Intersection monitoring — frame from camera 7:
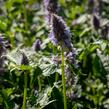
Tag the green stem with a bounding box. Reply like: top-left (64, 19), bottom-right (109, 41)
top-left (61, 48), bottom-right (67, 109)
top-left (55, 72), bottom-right (59, 82)
top-left (30, 74), bottom-right (33, 89)
top-left (22, 72), bottom-right (28, 109)
top-left (22, 1), bottom-right (28, 31)
top-left (38, 76), bottom-right (41, 92)
top-left (4, 100), bottom-right (9, 109)
top-left (30, 74), bottom-right (33, 95)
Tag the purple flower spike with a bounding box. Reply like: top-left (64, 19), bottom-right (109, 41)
top-left (43, 0), bottom-right (59, 24)
top-left (43, 0), bottom-right (58, 13)
top-left (21, 53), bottom-right (29, 66)
top-left (43, 0), bottom-right (58, 14)
top-left (49, 14), bottom-right (72, 50)
top-left (32, 39), bottom-right (41, 51)
top-left (92, 14), bottom-right (100, 30)
top-left (49, 30), bottom-right (58, 45)
top-left (65, 67), bottom-right (79, 101)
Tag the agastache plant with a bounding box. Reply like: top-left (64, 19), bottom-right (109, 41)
top-left (21, 53), bottom-right (29, 109)
top-left (44, 0), bottom-right (75, 108)
top-left (50, 14), bottom-right (73, 109)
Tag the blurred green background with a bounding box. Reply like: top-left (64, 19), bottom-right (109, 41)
top-left (0, 0), bottom-right (109, 109)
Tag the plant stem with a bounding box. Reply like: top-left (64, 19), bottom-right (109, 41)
top-left (22, 1), bottom-right (28, 31)
top-left (38, 76), bottom-right (41, 91)
top-left (30, 74), bottom-right (33, 89)
top-left (55, 72), bottom-right (59, 82)
top-left (61, 48), bottom-right (67, 109)
top-left (4, 100), bottom-right (9, 109)
top-left (22, 72), bottom-right (28, 109)
top-left (30, 74), bottom-right (33, 96)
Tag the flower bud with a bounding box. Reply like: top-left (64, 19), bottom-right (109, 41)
top-left (92, 14), bottom-right (100, 30)
top-left (32, 39), bottom-right (41, 51)
top-left (21, 53), bottom-right (29, 65)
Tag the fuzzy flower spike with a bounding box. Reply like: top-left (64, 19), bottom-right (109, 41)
top-left (43, 0), bottom-right (59, 24)
top-left (43, 0), bottom-right (58, 13)
top-left (32, 39), bottom-right (41, 51)
top-left (49, 14), bottom-right (72, 51)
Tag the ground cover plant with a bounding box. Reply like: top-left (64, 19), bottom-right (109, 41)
top-left (0, 0), bottom-right (109, 109)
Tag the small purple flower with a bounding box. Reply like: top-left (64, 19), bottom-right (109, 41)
top-left (65, 67), bottom-right (78, 87)
top-left (65, 67), bottom-right (79, 101)
top-left (49, 30), bottom-right (58, 45)
top-left (21, 53), bottom-right (29, 66)
top-left (66, 91), bottom-right (78, 101)
top-left (32, 39), bottom-right (41, 51)
top-left (64, 50), bottom-right (78, 68)
top-left (52, 55), bottom-right (61, 65)
top-left (49, 14), bottom-right (72, 50)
